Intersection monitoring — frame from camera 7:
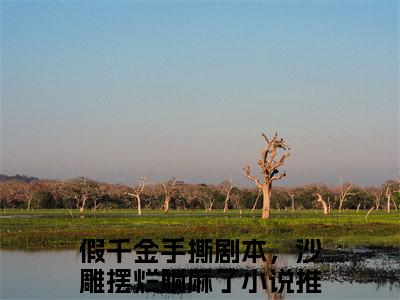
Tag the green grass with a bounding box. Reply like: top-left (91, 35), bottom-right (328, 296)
top-left (1, 209), bottom-right (399, 252)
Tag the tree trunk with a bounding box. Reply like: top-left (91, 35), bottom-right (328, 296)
top-left (93, 199), bottom-right (98, 212)
top-left (251, 190), bottom-right (261, 213)
top-left (163, 196), bottom-right (170, 212)
top-left (365, 207), bottom-right (374, 220)
top-left (375, 198), bottom-right (380, 210)
top-left (392, 199), bottom-right (398, 211)
top-left (79, 195), bottom-right (87, 217)
top-left (223, 199), bottom-right (228, 213)
top-left (317, 194), bottom-right (328, 215)
top-left (261, 186), bottom-right (271, 219)
top-left (385, 186), bottom-right (392, 213)
top-left (137, 196), bottom-right (142, 216)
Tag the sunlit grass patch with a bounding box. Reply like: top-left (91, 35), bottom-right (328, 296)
top-left (1, 209), bottom-right (399, 251)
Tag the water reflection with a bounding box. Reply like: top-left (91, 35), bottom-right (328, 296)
top-left (1, 249), bottom-right (399, 299)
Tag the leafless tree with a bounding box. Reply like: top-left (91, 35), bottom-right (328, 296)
top-left (162, 177), bottom-right (179, 212)
top-left (395, 175), bottom-right (400, 209)
top-left (231, 191), bottom-right (243, 214)
top-left (187, 184), bottom-right (219, 212)
top-left (251, 190), bottom-right (262, 212)
top-left (125, 177), bottom-right (150, 216)
top-left (362, 186), bottom-right (382, 210)
top-left (222, 179), bottom-right (235, 213)
top-left (64, 178), bottom-right (100, 216)
top-left (204, 194), bottom-right (215, 212)
top-left (243, 132), bottom-right (290, 219)
top-left (365, 207), bottom-right (374, 220)
top-left (385, 186), bottom-right (392, 212)
top-left (338, 178), bottom-right (353, 212)
top-left (288, 188), bottom-right (296, 211)
top-left (92, 183), bottom-right (110, 212)
top-left (327, 197), bottom-right (336, 212)
top-left (383, 179), bottom-right (400, 212)
top-left (316, 193), bottom-right (328, 215)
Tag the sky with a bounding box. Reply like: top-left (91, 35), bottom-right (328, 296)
top-left (1, 1), bottom-right (399, 187)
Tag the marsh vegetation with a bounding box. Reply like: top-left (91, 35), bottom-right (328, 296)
top-left (1, 209), bottom-right (398, 251)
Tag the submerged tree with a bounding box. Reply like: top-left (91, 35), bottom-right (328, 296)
top-left (243, 132), bottom-right (290, 219)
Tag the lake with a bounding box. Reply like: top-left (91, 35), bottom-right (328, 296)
top-left (1, 249), bottom-right (399, 299)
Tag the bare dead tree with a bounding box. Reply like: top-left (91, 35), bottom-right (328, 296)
top-left (223, 178), bottom-right (235, 213)
top-left (187, 184), bottom-right (216, 212)
top-left (203, 194), bottom-right (214, 212)
top-left (383, 178), bottom-right (399, 212)
top-left (251, 190), bottom-right (262, 212)
top-left (288, 188), bottom-right (296, 211)
top-left (373, 190), bottom-right (382, 210)
top-left (125, 177), bottom-right (150, 216)
top-left (392, 200), bottom-right (398, 211)
top-left (162, 177), bottom-right (179, 212)
top-left (79, 194), bottom-right (88, 215)
top-left (385, 186), bottom-right (392, 212)
top-left (395, 175), bottom-right (400, 210)
top-left (328, 197), bottom-right (336, 212)
top-left (356, 203), bottom-right (361, 212)
top-left (64, 178), bottom-right (99, 217)
top-left (316, 193), bottom-right (328, 215)
top-left (90, 183), bottom-right (106, 213)
top-left (363, 186), bottom-right (382, 210)
top-left (92, 202), bottom-right (100, 212)
top-left (243, 132), bottom-right (290, 219)
top-left (230, 191), bottom-right (243, 214)
top-left (365, 207), bottom-right (374, 220)
top-left (338, 178), bottom-right (353, 212)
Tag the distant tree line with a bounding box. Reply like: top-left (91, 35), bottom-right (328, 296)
top-left (0, 175), bottom-right (399, 213)
top-left (0, 174), bottom-right (39, 183)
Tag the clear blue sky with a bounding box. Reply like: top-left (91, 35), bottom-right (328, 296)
top-left (1, 1), bottom-right (398, 186)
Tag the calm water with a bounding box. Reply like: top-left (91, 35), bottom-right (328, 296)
top-left (1, 250), bottom-right (399, 299)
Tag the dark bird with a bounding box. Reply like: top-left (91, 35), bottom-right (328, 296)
top-left (269, 168), bottom-right (279, 180)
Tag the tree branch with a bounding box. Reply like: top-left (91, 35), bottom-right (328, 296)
top-left (243, 164), bottom-right (262, 189)
top-left (270, 171), bottom-right (286, 181)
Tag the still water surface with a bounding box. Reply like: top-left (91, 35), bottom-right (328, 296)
top-left (1, 250), bottom-right (399, 299)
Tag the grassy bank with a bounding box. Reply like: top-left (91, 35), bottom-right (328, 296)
top-left (1, 209), bottom-right (399, 252)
